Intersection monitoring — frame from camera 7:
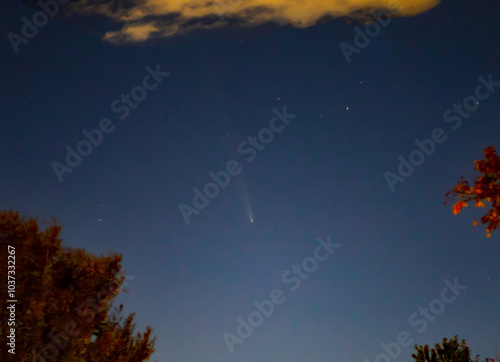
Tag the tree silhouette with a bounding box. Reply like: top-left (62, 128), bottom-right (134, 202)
top-left (411, 336), bottom-right (479, 362)
top-left (0, 210), bottom-right (156, 361)
top-left (445, 145), bottom-right (500, 237)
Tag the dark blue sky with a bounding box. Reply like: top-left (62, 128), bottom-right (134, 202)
top-left (2, 0), bottom-right (500, 360)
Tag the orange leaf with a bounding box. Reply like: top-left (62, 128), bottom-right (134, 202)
top-left (475, 200), bottom-right (485, 208)
top-left (453, 204), bottom-right (462, 215)
top-left (472, 221), bottom-right (478, 226)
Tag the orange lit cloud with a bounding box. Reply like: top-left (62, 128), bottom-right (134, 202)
top-left (68, 0), bottom-right (440, 43)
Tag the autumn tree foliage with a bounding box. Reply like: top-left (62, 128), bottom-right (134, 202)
top-left (445, 145), bottom-right (500, 237)
top-left (411, 336), bottom-right (480, 362)
top-left (0, 210), bottom-right (156, 361)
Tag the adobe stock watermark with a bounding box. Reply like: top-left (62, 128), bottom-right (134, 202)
top-left (363, 277), bottom-right (467, 362)
top-left (7, 0), bottom-right (69, 54)
top-left (212, 0), bottom-right (243, 21)
top-left (31, 271), bottom-right (135, 361)
top-left (51, 64), bottom-right (169, 183)
top-left (384, 73), bottom-right (500, 192)
top-left (340, 1), bottom-right (414, 64)
top-left (178, 106), bottom-right (296, 224)
top-left (222, 235), bottom-right (340, 354)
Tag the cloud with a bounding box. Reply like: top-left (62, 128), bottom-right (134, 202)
top-left (67, 0), bottom-right (440, 43)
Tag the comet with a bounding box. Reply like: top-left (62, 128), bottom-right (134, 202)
top-left (237, 177), bottom-right (254, 223)
top-left (245, 201), bottom-right (254, 223)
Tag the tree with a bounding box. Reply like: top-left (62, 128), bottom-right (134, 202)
top-left (411, 336), bottom-right (479, 362)
top-left (445, 145), bottom-right (500, 237)
top-left (411, 336), bottom-right (500, 362)
top-left (0, 210), bottom-right (156, 361)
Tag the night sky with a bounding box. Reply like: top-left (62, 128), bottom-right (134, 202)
top-left (2, 0), bottom-right (500, 361)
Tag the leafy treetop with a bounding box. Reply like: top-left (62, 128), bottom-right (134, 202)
top-left (445, 145), bottom-right (500, 237)
top-left (0, 210), bottom-right (156, 361)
